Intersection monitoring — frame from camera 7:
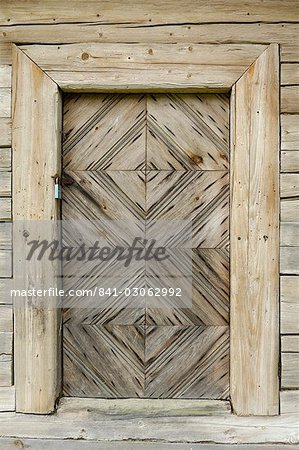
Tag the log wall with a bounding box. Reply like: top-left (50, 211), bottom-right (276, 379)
top-left (0, 0), bottom-right (298, 413)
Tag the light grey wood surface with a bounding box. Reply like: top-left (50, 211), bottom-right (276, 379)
top-left (280, 276), bottom-right (299, 334)
top-left (0, 440), bottom-right (297, 450)
top-left (230, 45), bottom-right (279, 416)
top-left (281, 115), bottom-right (299, 151)
top-left (12, 46), bottom-right (62, 413)
top-left (0, 0), bottom-right (297, 442)
top-left (0, 392), bottom-right (297, 443)
top-left (21, 43), bottom-right (267, 92)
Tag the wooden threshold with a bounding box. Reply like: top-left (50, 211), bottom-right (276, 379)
top-left (0, 392), bottom-right (297, 444)
top-left (57, 397), bottom-right (232, 417)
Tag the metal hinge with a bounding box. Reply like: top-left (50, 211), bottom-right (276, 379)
top-left (53, 175), bottom-right (62, 200)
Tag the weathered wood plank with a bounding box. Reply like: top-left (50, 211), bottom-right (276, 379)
top-left (21, 43), bottom-right (267, 70)
top-left (281, 64), bottom-right (299, 85)
top-left (58, 398), bottom-right (231, 417)
top-left (0, 279), bottom-right (13, 305)
top-left (0, 386), bottom-right (15, 412)
top-left (0, 392), bottom-right (297, 443)
top-left (281, 45), bottom-right (299, 63)
top-left (282, 335), bottom-right (299, 352)
top-left (281, 86), bottom-right (299, 113)
top-left (0, 440), bottom-right (296, 450)
top-left (280, 174), bottom-right (299, 198)
top-left (281, 276), bottom-right (299, 334)
top-left (280, 247), bottom-right (299, 274)
top-left (0, 66), bottom-right (11, 88)
top-left (230, 45), bottom-right (279, 415)
top-left (280, 390), bottom-right (299, 414)
top-left (21, 43), bottom-right (266, 92)
top-left (0, 43), bottom-right (12, 65)
top-left (0, 89), bottom-right (11, 118)
top-left (281, 151), bottom-right (299, 172)
top-left (0, 223), bottom-right (12, 250)
top-left (0, 198), bottom-right (11, 221)
top-left (12, 46), bottom-right (62, 414)
top-left (1, 1), bottom-right (298, 25)
top-left (0, 223), bottom-right (12, 278)
top-left (281, 353), bottom-right (299, 388)
top-left (281, 199), bottom-right (299, 222)
top-left (280, 222), bottom-right (299, 246)
top-left (0, 354), bottom-right (12, 386)
top-left (0, 306), bottom-right (12, 332)
top-left (50, 70), bottom-right (237, 92)
top-left (281, 115), bottom-right (299, 150)
top-left (0, 172), bottom-right (11, 196)
top-left (0, 119), bottom-right (11, 147)
top-left (0, 23), bottom-right (298, 53)
top-left (0, 148), bottom-right (11, 171)
top-left (0, 332), bottom-right (12, 354)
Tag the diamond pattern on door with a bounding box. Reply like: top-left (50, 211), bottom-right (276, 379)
top-left (63, 324), bottom-right (145, 397)
top-left (145, 326), bottom-right (229, 399)
top-left (62, 93), bottom-right (230, 399)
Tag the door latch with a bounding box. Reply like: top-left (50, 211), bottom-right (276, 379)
top-left (54, 176), bottom-right (62, 200)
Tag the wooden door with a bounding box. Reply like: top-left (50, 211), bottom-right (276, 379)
top-left (62, 93), bottom-right (230, 399)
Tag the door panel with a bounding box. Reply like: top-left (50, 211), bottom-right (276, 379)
top-left (62, 93), bottom-right (230, 399)
top-left (147, 94), bottom-right (229, 171)
top-left (145, 326), bottom-right (229, 399)
top-left (64, 324), bottom-right (145, 397)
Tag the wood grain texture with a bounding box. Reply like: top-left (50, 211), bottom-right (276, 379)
top-left (0, 442), bottom-right (293, 450)
top-left (282, 335), bottom-right (299, 352)
top-left (0, 24), bottom-right (298, 57)
top-left (281, 353), bottom-right (299, 388)
top-left (21, 43), bottom-right (267, 70)
top-left (281, 151), bottom-right (299, 172)
top-left (281, 174), bottom-right (299, 197)
top-left (12, 46), bottom-right (62, 413)
top-left (281, 86), bottom-right (299, 113)
top-left (0, 148), bottom-right (11, 171)
top-left (0, 306), bottom-right (12, 332)
top-left (230, 45), bottom-right (279, 415)
top-left (146, 171), bottom-right (229, 249)
top-left (20, 43), bottom-right (266, 92)
top-left (0, 43), bottom-right (12, 65)
top-left (0, 391), bottom-right (297, 443)
top-left (64, 325), bottom-right (145, 398)
top-left (0, 198), bottom-right (11, 221)
top-left (0, 386), bottom-right (15, 412)
top-left (0, 118), bottom-right (11, 147)
top-left (280, 222), bottom-right (299, 246)
top-left (0, 331), bottom-right (12, 354)
top-left (147, 93), bottom-right (229, 170)
top-left (0, 66), bottom-right (11, 88)
top-left (0, 354), bottom-right (12, 386)
top-left (0, 172), bottom-right (11, 196)
top-left (281, 199), bottom-right (299, 222)
top-left (0, 88), bottom-right (11, 117)
top-left (281, 115), bottom-right (299, 150)
top-left (2, 1), bottom-right (298, 25)
top-left (146, 249), bottom-right (229, 326)
top-left (62, 92), bottom-right (230, 399)
top-left (0, 279), bottom-right (13, 305)
top-left (281, 45), bottom-right (299, 63)
top-left (0, 250), bottom-right (12, 278)
top-left (145, 326), bottom-right (229, 399)
top-left (281, 276), bottom-right (299, 334)
top-left (280, 247), bottom-right (299, 274)
top-left (58, 396), bottom-right (231, 416)
top-left (281, 63), bottom-right (299, 85)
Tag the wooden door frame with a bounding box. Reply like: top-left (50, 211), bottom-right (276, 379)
top-left (12, 42), bottom-right (280, 416)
